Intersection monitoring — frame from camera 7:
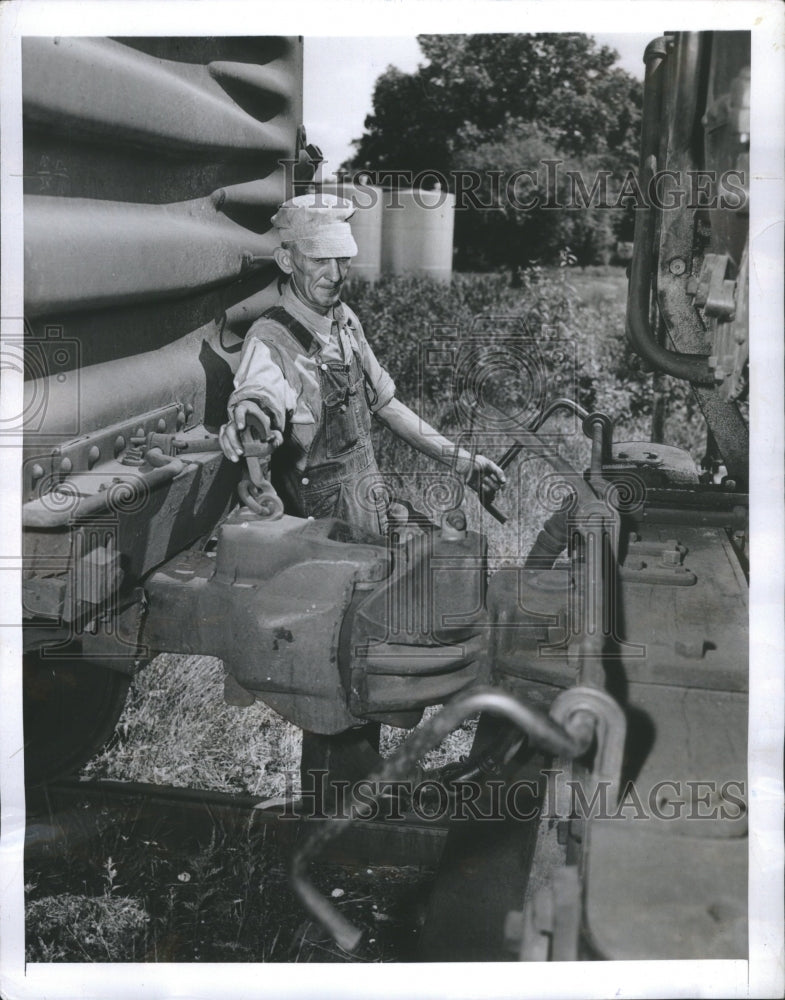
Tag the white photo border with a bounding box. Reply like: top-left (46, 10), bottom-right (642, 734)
top-left (1, 3), bottom-right (782, 998)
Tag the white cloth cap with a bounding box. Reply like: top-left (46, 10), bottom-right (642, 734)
top-left (271, 192), bottom-right (358, 258)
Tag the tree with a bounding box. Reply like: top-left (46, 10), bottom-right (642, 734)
top-left (344, 34), bottom-right (642, 267)
top-left (452, 126), bottom-right (619, 270)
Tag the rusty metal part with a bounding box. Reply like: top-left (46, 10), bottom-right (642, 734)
top-left (529, 397), bottom-right (590, 432)
top-left (238, 411), bottom-right (284, 519)
top-left (704, 248), bottom-right (748, 402)
top-left (642, 31), bottom-right (749, 481)
top-left (610, 441), bottom-right (700, 488)
top-left (237, 478), bottom-right (284, 520)
top-left (23, 458), bottom-right (186, 529)
top-left (583, 412), bottom-right (614, 486)
top-left (144, 513), bottom-right (390, 733)
top-left (514, 688), bottom-right (627, 962)
top-left (22, 404), bottom-right (183, 500)
top-left (26, 775), bottom-right (449, 869)
top-left (550, 687), bottom-right (627, 801)
top-left (24, 447), bottom-right (236, 623)
top-left (627, 157), bottom-right (714, 383)
top-left (480, 399), bottom-right (593, 524)
top-left (625, 39), bottom-right (715, 384)
top-left (515, 865), bottom-right (582, 961)
top-left (290, 686), bottom-right (595, 951)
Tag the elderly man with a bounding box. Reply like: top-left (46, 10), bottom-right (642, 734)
top-left (219, 192), bottom-right (505, 534)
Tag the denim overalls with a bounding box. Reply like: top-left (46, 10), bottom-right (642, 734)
top-left (262, 306), bottom-right (389, 535)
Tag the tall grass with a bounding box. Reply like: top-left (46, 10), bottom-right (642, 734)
top-left (84, 654), bottom-right (303, 797)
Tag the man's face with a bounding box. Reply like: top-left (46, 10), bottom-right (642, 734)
top-left (286, 247), bottom-right (351, 315)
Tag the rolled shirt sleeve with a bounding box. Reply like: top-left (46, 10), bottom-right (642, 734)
top-left (344, 309), bottom-right (396, 413)
top-left (227, 328), bottom-right (297, 431)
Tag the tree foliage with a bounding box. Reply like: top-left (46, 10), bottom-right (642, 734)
top-left (345, 34), bottom-right (643, 267)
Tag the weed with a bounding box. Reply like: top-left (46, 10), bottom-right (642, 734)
top-left (26, 893), bottom-right (149, 962)
top-left (25, 801), bottom-right (432, 963)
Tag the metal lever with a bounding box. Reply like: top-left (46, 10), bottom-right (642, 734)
top-left (466, 398), bottom-right (596, 524)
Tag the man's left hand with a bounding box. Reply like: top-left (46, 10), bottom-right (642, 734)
top-left (461, 453), bottom-right (506, 496)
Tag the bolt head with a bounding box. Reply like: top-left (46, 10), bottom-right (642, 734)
top-left (669, 257), bottom-right (687, 276)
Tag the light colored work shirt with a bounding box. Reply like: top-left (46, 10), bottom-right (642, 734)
top-left (228, 281), bottom-right (396, 464)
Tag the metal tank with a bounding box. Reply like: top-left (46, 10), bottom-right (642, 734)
top-left (380, 186), bottom-right (456, 282)
top-left (321, 177), bottom-right (384, 282)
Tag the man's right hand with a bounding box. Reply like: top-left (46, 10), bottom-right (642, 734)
top-left (219, 400), bottom-right (273, 462)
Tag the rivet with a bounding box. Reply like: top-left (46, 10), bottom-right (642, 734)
top-left (669, 257), bottom-right (686, 276)
top-left (88, 445), bottom-right (100, 467)
top-left (302, 477), bottom-right (309, 485)
top-left (59, 456), bottom-right (72, 475)
top-left (185, 403), bottom-right (194, 416)
top-left (31, 464), bottom-right (44, 480)
top-left (157, 418), bottom-right (167, 432)
top-left (114, 435), bottom-right (126, 457)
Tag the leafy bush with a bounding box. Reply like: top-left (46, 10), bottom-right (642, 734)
top-left (345, 265), bottom-right (704, 450)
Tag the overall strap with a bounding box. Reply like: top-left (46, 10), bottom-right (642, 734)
top-left (262, 305), bottom-right (318, 355)
top-left (343, 314), bottom-right (379, 409)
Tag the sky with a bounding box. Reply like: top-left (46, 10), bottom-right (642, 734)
top-left (303, 33), bottom-right (651, 174)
